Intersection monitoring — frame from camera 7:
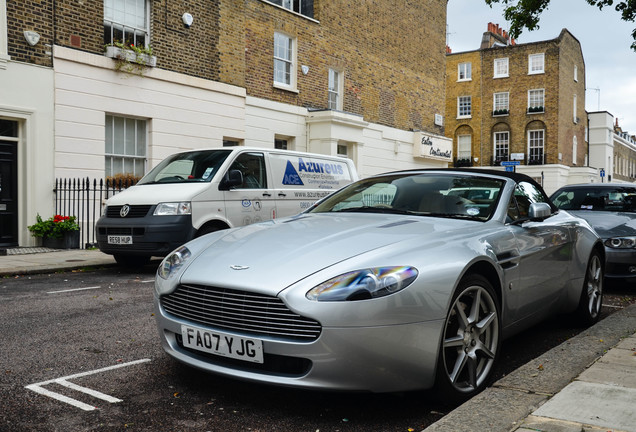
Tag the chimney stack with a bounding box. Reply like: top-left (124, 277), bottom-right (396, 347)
top-left (481, 22), bottom-right (516, 49)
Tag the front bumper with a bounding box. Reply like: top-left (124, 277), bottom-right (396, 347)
top-left (154, 294), bottom-right (444, 393)
top-left (604, 247), bottom-right (636, 279)
top-left (96, 213), bottom-right (196, 257)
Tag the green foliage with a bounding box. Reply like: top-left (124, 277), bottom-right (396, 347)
top-left (484, 0), bottom-right (636, 51)
top-left (105, 41), bottom-right (154, 75)
top-left (28, 214), bottom-right (80, 239)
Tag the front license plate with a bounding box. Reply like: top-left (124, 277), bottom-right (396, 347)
top-left (107, 235), bottom-right (132, 245)
top-left (181, 325), bottom-right (264, 364)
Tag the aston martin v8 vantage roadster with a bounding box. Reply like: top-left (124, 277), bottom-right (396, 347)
top-left (154, 169), bottom-right (604, 400)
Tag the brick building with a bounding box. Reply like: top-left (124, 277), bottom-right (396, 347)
top-left (445, 23), bottom-right (596, 192)
top-left (1, 0), bottom-right (450, 248)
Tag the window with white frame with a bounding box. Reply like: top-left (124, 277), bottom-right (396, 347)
top-left (457, 96), bottom-right (472, 118)
top-left (528, 129), bottom-right (545, 164)
top-left (494, 58), bottom-right (509, 78)
top-left (528, 89), bottom-right (545, 112)
top-left (494, 131), bottom-right (509, 161)
top-left (105, 115), bottom-right (147, 180)
top-left (528, 53), bottom-right (545, 74)
top-left (104, 0), bottom-right (149, 47)
top-left (457, 135), bottom-right (471, 159)
top-left (267, 0), bottom-right (314, 18)
top-left (274, 32), bottom-right (295, 89)
top-left (458, 62), bottom-right (472, 81)
top-left (574, 65), bottom-right (578, 82)
top-left (573, 94), bottom-right (578, 123)
top-left (493, 92), bottom-right (509, 115)
top-left (573, 136), bottom-right (578, 164)
top-left (328, 69), bottom-right (342, 110)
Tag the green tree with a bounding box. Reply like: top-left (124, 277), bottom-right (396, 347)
top-left (484, 0), bottom-right (636, 51)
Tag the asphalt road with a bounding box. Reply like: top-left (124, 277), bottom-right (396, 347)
top-left (1, 266), bottom-right (634, 432)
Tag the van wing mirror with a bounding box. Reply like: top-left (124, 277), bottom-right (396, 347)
top-left (219, 169), bottom-right (243, 190)
top-left (528, 202), bottom-right (552, 221)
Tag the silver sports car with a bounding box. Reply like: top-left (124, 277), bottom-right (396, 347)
top-left (154, 169), bottom-right (604, 400)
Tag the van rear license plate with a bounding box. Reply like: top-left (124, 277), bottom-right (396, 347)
top-left (181, 325), bottom-right (264, 364)
top-left (108, 235), bottom-right (132, 245)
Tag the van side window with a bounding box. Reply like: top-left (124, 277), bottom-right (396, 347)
top-left (229, 153), bottom-right (267, 189)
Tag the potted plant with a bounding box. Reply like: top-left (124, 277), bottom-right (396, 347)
top-left (28, 214), bottom-right (80, 249)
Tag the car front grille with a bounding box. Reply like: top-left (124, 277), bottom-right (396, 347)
top-left (106, 205), bottom-right (152, 218)
top-left (161, 284), bottom-right (322, 342)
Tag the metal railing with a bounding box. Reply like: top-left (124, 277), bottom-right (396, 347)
top-left (54, 178), bottom-right (133, 249)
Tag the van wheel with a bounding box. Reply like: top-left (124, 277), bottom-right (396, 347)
top-left (113, 254), bottom-right (151, 267)
top-left (196, 224), bottom-right (226, 238)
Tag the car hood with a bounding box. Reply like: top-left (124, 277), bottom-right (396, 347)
top-left (179, 213), bottom-right (479, 295)
top-left (568, 210), bottom-right (636, 239)
top-left (105, 183), bottom-right (210, 206)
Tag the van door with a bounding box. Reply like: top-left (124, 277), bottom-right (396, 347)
top-left (269, 153), bottom-right (355, 218)
top-left (222, 152), bottom-right (276, 227)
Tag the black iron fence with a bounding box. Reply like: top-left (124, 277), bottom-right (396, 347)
top-left (54, 178), bottom-right (133, 249)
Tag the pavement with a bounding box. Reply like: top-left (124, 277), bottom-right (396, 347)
top-left (1, 247), bottom-right (635, 432)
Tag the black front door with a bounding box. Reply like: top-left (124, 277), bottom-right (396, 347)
top-left (0, 120), bottom-right (19, 247)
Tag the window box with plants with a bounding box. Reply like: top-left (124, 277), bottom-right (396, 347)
top-left (28, 214), bottom-right (80, 249)
top-left (105, 42), bottom-right (156, 74)
top-left (527, 106), bottom-right (544, 114)
top-left (493, 109), bottom-right (509, 116)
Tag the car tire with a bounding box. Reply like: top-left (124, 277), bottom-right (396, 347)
top-left (575, 250), bottom-right (604, 327)
top-left (113, 254), bottom-right (151, 267)
top-left (435, 274), bottom-right (501, 403)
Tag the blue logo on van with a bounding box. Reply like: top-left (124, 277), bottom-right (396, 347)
top-left (282, 161), bottom-right (304, 186)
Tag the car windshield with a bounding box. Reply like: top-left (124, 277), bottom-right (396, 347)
top-left (551, 186), bottom-right (636, 213)
top-left (309, 173), bottom-right (505, 221)
top-left (137, 150), bottom-right (233, 184)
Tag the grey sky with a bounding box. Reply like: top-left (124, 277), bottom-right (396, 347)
top-left (447, 0), bottom-right (636, 133)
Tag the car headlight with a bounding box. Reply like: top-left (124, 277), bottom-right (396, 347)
top-left (605, 236), bottom-right (636, 249)
top-left (154, 202), bottom-right (192, 216)
top-left (158, 246), bottom-right (192, 280)
top-left (306, 266), bottom-right (418, 301)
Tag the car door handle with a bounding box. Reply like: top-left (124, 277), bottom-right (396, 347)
top-left (278, 192), bottom-right (287, 197)
top-left (262, 192), bottom-right (272, 197)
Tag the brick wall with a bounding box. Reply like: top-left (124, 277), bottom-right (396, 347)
top-left (6, 0), bottom-right (54, 67)
top-left (236, 0), bottom-right (447, 134)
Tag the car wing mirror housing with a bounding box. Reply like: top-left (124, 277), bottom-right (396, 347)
top-left (528, 202), bottom-right (552, 221)
top-left (219, 169), bottom-right (243, 190)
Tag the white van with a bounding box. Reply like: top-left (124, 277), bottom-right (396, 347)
top-left (96, 147), bottom-right (358, 265)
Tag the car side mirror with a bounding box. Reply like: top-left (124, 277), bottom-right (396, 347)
top-left (528, 202), bottom-right (552, 221)
top-left (219, 169), bottom-right (243, 190)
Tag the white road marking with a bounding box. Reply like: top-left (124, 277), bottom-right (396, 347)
top-left (47, 286), bottom-right (102, 294)
top-left (25, 358), bottom-right (151, 411)
top-left (602, 304), bottom-right (624, 309)
top-left (140, 279), bottom-right (154, 284)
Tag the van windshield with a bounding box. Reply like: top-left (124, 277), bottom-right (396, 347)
top-left (137, 150), bottom-right (233, 184)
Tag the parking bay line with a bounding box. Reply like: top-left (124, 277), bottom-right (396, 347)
top-left (47, 286), bottom-right (102, 294)
top-left (25, 358), bottom-right (151, 411)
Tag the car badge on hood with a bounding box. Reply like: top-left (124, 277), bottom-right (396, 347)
top-left (120, 204), bottom-right (130, 217)
top-left (230, 265), bottom-right (250, 270)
